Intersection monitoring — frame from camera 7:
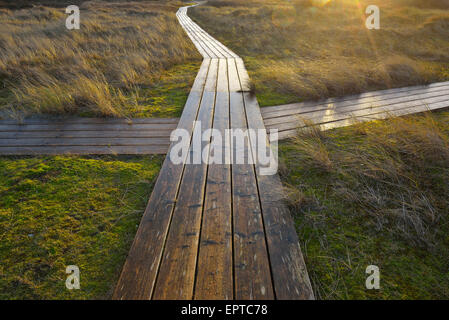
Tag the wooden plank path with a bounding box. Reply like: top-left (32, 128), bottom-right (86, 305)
top-left (113, 4), bottom-right (314, 300)
top-left (2, 82), bottom-right (447, 155)
top-left (1, 2), bottom-right (445, 301)
top-left (261, 81), bottom-right (449, 140)
top-left (0, 117), bottom-right (177, 155)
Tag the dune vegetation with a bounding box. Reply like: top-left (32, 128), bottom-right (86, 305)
top-left (191, 0), bottom-right (449, 299)
top-left (0, 1), bottom-right (201, 119)
top-left (280, 110), bottom-right (449, 299)
top-left (190, 0), bottom-right (449, 106)
top-left (0, 1), bottom-right (186, 299)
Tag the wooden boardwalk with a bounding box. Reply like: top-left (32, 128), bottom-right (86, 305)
top-left (0, 117), bottom-right (176, 155)
top-left (113, 5), bottom-right (314, 300)
top-left (262, 81), bottom-right (449, 140)
top-left (2, 81), bottom-right (447, 155)
top-left (1, 2), bottom-right (446, 302)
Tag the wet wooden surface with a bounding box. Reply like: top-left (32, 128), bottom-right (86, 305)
top-left (0, 117), bottom-right (177, 155)
top-left (261, 81), bottom-right (449, 140)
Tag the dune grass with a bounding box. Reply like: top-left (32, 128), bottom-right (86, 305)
top-left (0, 155), bottom-right (163, 299)
top-left (0, 1), bottom-right (201, 119)
top-left (189, 0), bottom-right (449, 299)
top-left (190, 0), bottom-right (449, 106)
top-left (279, 110), bottom-right (449, 299)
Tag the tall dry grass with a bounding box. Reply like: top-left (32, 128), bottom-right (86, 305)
top-left (0, 1), bottom-right (200, 118)
top-left (279, 110), bottom-right (449, 298)
top-left (190, 0), bottom-right (449, 104)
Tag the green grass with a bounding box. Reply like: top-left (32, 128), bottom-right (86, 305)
top-left (129, 61), bottom-right (201, 118)
top-left (279, 110), bottom-right (449, 299)
top-left (0, 155), bottom-right (163, 299)
top-left (71, 60), bottom-right (201, 119)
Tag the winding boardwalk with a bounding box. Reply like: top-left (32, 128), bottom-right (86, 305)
top-left (262, 81), bottom-right (449, 140)
top-left (113, 4), bottom-right (314, 300)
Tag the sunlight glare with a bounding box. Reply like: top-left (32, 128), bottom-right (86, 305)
top-left (312, 0), bottom-right (332, 7)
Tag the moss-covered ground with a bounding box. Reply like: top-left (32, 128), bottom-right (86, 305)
top-left (0, 155), bottom-right (162, 299)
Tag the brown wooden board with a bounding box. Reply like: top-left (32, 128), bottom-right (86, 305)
top-left (267, 94), bottom-right (449, 133)
top-left (243, 92), bottom-right (315, 299)
top-left (0, 130), bottom-right (173, 139)
top-left (263, 88), bottom-right (449, 126)
top-left (0, 145), bottom-right (169, 155)
top-left (0, 123), bottom-right (178, 132)
top-left (0, 137), bottom-right (170, 147)
top-left (261, 82), bottom-right (449, 115)
top-left (152, 88), bottom-right (217, 299)
top-left (262, 85), bottom-right (449, 121)
top-left (228, 59), bottom-right (242, 93)
top-left (230, 91), bottom-right (274, 300)
top-left (277, 100), bottom-right (449, 140)
top-left (194, 58), bottom-right (233, 299)
top-left (0, 118), bottom-right (178, 125)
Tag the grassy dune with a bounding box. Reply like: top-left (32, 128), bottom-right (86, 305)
top-left (0, 155), bottom-right (163, 299)
top-left (280, 110), bottom-right (449, 299)
top-left (0, 1), bottom-right (201, 119)
top-left (190, 0), bottom-right (449, 106)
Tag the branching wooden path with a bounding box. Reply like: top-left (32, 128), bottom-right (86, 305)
top-left (3, 79), bottom-right (447, 155)
top-left (0, 117), bottom-right (176, 155)
top-left (2, 2), bottom-right (446, 301)
top-left (113, 4), bottom-right (314, 300)
top-left (262, 81), bottom-right (449, 140)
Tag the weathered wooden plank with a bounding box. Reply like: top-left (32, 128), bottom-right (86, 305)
top-left (202, 28), bottom-right (238, 58)
top-left (113, 60), bottom-right (211, 300)
top-left (320, 100), bottom-right (449, 131)
top-left (180, 14), bottom-right (216, 58)
top-left (204, 59), bottom-right (219, 91)
top-left (0, 137), bottom-right (169, 147)
top-left (0, 123), bottom-right (178, 132)
top-left (265, 91), bottom-right (449, 128)
top-left (179, 6), bottom-right (237, 59)
top-left (228, 59), bottom-right (241, 93)
top-left (184, 13), bottom-right (230, 56)
top-left (277, 100), bottom-right (449, 140)
top-left (216, 59), bottom-right (228, 93)
top-left (187, 19), bottom-right (229, 58)
top-left (152, 89), bottom-right (217, 299)
top-left (194, 30), bottom-right (225, 58)
top-left (261, 82), bottom-right (449, 115)
top-left (243, 92), bottom-right (315, 299)
top-left (262, 85), bottom-right (449, 120)
top-left (191, 59), bottom-right (212, 92)
top-left (235, 58), bottom-right (251, 92)
top-left (0, 117), bottom-right (179, 125)
top-left (0, 130), bottom-right (173, 139)
top-left (230, 91), bottom-right (274, 300)
top-left (266, 94), bottom-right (449, 132)
top-left (263, 86), bottom-right (449, 123)
top-left (194, 58), bottom-right (233, 299)
top-left (0, 145), bottom-right (169, 155)
top-left (177, 14), bottom-right (211, 58)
